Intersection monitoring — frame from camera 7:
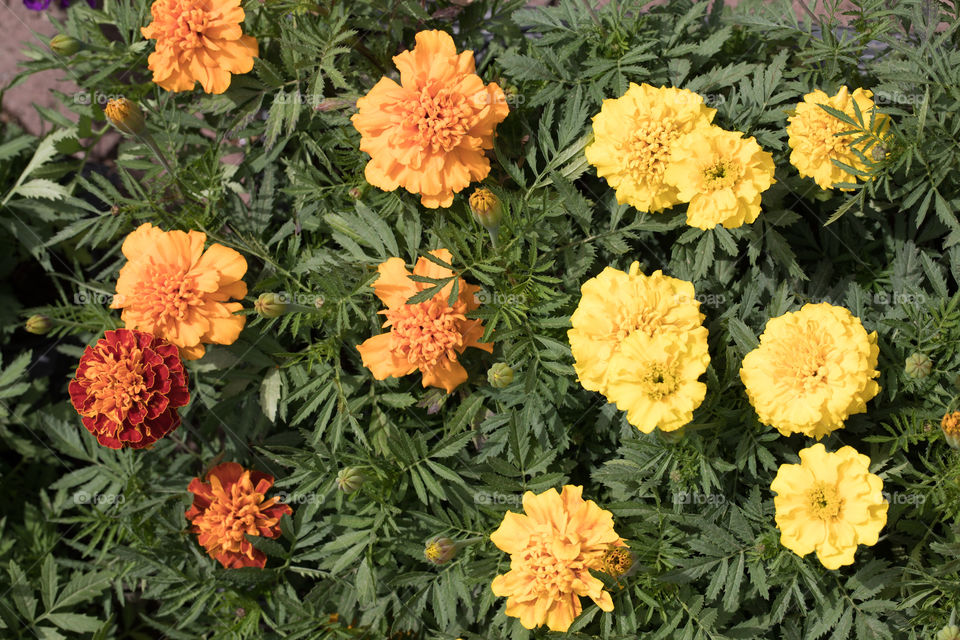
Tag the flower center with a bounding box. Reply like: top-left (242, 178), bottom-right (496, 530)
top-left (773, 324), bottom-right (830, 392)
top-left (817, 114), bottom-right (855, 155)
top-left (402, 86), bottom-right (472, 153)
top-left (143, 264), bottom-right (203, 321)
top-left (807, 483), bottom-right (842, 519)
top-left (85, 346), bottom-right (147, 419)
top-left (385, 300), bottom-right (465, 369)
top-left (702, 159), bottom-right (742, 191)
top-left (151, 0), bottom-right (213, 50)
top-left (522, 531), bottom-right (585, 595)
top-left (640, 362), bottom-right (679, 400)
top-left (618, 121), bottom-right (678, 183)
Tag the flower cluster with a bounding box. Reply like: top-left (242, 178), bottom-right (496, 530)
top-left (490, 486), bottom-right (626, 632)
top-left (586, 83), bottom-right (776, 229)
top-left (568, 263), bottom-right (709, 433)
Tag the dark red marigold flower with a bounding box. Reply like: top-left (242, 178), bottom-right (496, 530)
top-left (185, 462), bottom-right (293, 569)
top-left (69, 328), bottom-right (189, 449)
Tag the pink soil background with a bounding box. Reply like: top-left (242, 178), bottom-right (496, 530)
top-left (0, 0), bottom-right (876, 139)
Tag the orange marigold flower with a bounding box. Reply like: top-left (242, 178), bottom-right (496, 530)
top-left (141, 0), bottom-right (258, 94)
top-left (490, 485), bottom-right (626, 632)
top-left (69, 329), bottom-right (189, 449)
top-left (111, 223), bottom-right (248, 360)
top-left (350, 30), bottom-right (509, 208)
top-left (185, 462), bottom-right (292, 569)
top-left (356, 249), bottom-right (493, 393)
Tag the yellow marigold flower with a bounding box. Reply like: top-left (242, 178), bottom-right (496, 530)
top-left (740, 303), bottom-right (880, 440)
top-left (605, 332), bottom-right (709, 433)
top-left (141, 0), bottom-right (259, 94)
top-left (771, 443), bottom-right (887, 570)
top-left (585, 83), bottom-right (716, 213)
top-left (111, 223), bottom-right (248, 360)
top-left (490, 485), bottom-right (626, 632)
top-left (786, 87), bottom-right (890, 190)
top-left (104, 98), bottom-right (146, 136)
top-left (664, 125), bottom-right (776, 229)
top-left (568, 263), bottom-right (709, 432)
top-left (356, 249), bottom-right (493, 393)
top-left (351, 30), bottom-right (509, 208)
top-left (941, 412), bottom-right (960, 449)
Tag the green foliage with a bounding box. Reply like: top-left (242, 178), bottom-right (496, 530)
top-left (2, 0), bottom-right (960, 638)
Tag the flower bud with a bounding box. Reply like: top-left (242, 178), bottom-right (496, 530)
top-left (348, 187), bottom-right (362, 199)
top-left (255, 292), bottom-right (288, 318)
top-left (937, 625), bottom-right (960, 640)
top-left (424, 537), bottom-right (456, 565)
top-left (941, 412), bottom-right (960, 449)
top-left (336, 467), bottom-right (364, 494)
top-left (487, 362), bottom-right (513, 388)
top-left (904, 352), bottom-right (932, 379)
top-left (50, 34), bottom-right (82, 56)
top-left (104, 98), bottom-right (145, 136)
top-left (469, 188), bottom-right (502, 229)
top-left (25, 315), bottom-right (52, 335)
top-left (600, 546), bottom-right (634, 578)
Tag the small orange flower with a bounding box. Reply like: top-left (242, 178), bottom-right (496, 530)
top-left (69, 329), bottom-right (189, 449)
top-left (351, 30), bottom-right (509, 208)
top-left (185, 463), bottom-right (292, 569)
top-left (141, 0), bottom-right (258, 94)
top-left (356, 249), bottom-right (492, 393)
top-left (111, 223), bottom-right (247, 360)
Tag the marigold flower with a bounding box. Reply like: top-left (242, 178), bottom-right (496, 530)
top-left (941, 412), bottom-right (960, 449)
top-left (140, 0), bottom-right (258, 94)
top-left (68, 329), bottom-right (189, 449)
top-left (740, 303), bottom-right (880, 440)
top-left (356, 249), bottom-right (493, 393)
top-left (786, 87), bottom-right (890, 189)
top-left (605, 332), bottom-right (709, 433)
top-left (771, 443), bottom-right (887, 570)
top-left (185, 462), bottom-right (292, 569)
top-left (350, 30), bottom-right (509, 208)
top-left (568, 263), bottom-right (709, 432)
top-left (490, 485), bottom-right (625, 632)
top-left (585, 84), bottom-right (716, 213)
top-left (664, 126), bottom-right (776, 229)
top-left (104, 98), bottom-right (146, 136)
top-left (111, 223), bottom-right (248, 360)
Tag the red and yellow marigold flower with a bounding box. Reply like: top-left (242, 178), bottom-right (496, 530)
top-left (141, 0), bottom-right (258, 94)
top-left (351, 30), bottom-right (509, 208)
top-left (490, 485), bottom-right (626, 632)
top-left (69, 329), bottom-right (189, 449)
top-left (111, 223), bottom-right (248, 360)
top-left (356, 249), bottom-right (493, 393)
top-left (185, 462), bottom-right (292, 569)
